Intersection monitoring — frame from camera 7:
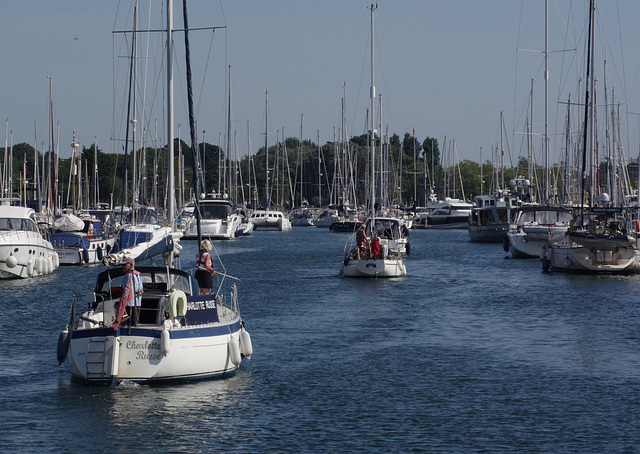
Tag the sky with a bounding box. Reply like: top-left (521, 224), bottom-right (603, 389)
top-left (2, 0), bottom-right (640, 169)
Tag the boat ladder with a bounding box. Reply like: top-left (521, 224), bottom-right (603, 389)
top-left (86, 337), bottom-right (108, 378)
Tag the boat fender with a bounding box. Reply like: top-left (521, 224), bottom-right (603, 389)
top-left (26, 259), bottom-right (34, 277)
top-left (168, 290), bottom-right (188, 318)
top-left (161, 328), bottom-right (171, 356)
top-left (542, 258), bottom-right (551, 272)
top-left (343, 256), bottom-right (350, 266)
top-left (503, 236), bottom-right (510, 253)
top-left (112, 241), bottom-right (120, 253)
top-left (57, 327), bottom-right (70, 364)
top-left (636, 220), bottom-right (640, 233)
top-left (53, 252), bottom-right (59, 268)
top-left (35, 257), bottom-right (43, 275)
top-left (406, 242), bottom-right (411, 256)
top-left (96, 246), bottom-right (103, 261)
top-left (5, 255), bottom-right (17, 269)
top-left (239, 327), bottom-right (253, 359)
top-left (46, 257), bottom-right (53, 274)
top-left (82, 248), bottom-right (90, 264)
top-left (228, 334), bottom-right (241, 366)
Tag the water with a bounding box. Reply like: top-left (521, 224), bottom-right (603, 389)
top-left (1, 227), bottom-right (639, 453)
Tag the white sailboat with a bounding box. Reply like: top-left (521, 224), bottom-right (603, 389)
top-left (541, 0), bottom-right (640, 274)
top-left (249, 91), bottom-right (292, 231)
top-left (339, 4), bottom-right (406, 278)
top-left (58, 0), bottom-right (251, 384)
top-left (102, 1), bottom-right (181, 266)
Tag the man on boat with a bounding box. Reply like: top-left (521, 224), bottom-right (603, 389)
top-left (356, 225), bottom-right (370, 259)
top-left (112, 257), bottom-right (143, 330)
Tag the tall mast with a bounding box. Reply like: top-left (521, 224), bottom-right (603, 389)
top-left (166, 0), bottom-right (174, 227)
top-left (369, 3), bottom-right (377, 223)
top-left (264, 91), bottom-right (269, 210)
top-left (544, 0), bottom-right (549, 202)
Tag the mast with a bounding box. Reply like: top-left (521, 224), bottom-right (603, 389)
top-left (544, 0), bottom-right (549, 202)
top-left (183, 0), bottom-right (201, 242)
top-left (167, 0), bottom-right (174, 227)
top-left (317, 129), bottom-right (321, 207)
top-left (580, 0), bottom-right (594, 214)
top-left (264, 91), bottom-right (269, 210)
top-left (299, 113), bottom-right (303, 208)
top-left (93, 136), bottom-right (98, 207)
top-left (226, 65), bottom-right (232, 199)
top-left (369, 3), bottom-right (377, 225)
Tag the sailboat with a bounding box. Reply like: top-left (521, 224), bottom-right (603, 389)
top-left (339, 5), bottom-right (406, 278)
top-left (58, 0), bottom-right (251, 385)
top-left (101, 2), bottom-right (181, 266)
top-left (50, 133), bottom-right (118, 264)
top-left (540, 0), bottom-right (640, 274)
top-left (249, 91), bottom-right (292, 231)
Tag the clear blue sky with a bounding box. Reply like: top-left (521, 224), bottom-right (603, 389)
top-left (2, 1), bottom-right (640, 169)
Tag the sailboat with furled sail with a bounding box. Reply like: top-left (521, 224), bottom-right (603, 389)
top-left (57, 0), bottom-right (251, 385)
top-left (339, 4), bottom-right (406, 278)
top-left (248, 91), bottom-right (292, 231)
top-left (540, 0), bottom-right (640, 274)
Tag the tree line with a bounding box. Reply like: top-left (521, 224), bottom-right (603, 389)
top-left (4, 132), bottom-right (637, 212)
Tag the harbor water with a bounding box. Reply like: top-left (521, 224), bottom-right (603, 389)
top-left (0, 227), bottom-right (639, 453)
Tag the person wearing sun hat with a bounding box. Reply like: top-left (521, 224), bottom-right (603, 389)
top-left (195, 239), bottom-right (215, 295)
top-left (112, 256), bottom-right (143, 330)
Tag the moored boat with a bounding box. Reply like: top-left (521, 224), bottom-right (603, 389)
top-left (0, 205), bottom-right (59, 278)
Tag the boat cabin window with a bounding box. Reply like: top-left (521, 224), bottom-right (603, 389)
top-left (200, 203), bottom-right (231, 219)
top-left (0, 218), bottom-right (39, 232)
top-left (97, 268), bottom-right (193, 296)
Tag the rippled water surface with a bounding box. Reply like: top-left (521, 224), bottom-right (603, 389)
top-left (1, 227), bottom-right (639, 453)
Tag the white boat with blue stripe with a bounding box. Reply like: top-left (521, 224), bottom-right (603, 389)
top-left (58, 265), bottom-right (251, 385)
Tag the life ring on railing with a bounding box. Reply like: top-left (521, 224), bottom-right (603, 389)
top-left (168, 290), bottom-right (188, 318)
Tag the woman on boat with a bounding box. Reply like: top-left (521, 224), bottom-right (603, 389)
top-left (371, 233), bottom-right (381, 259)
top-left (195, 239), bottom-right (215, 295)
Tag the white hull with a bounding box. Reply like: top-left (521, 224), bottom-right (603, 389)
top-left (67, 319), bottom-right (243, 383)
top-left (55, 237), bottom-right (117, 265)
top-left (508, 226), bottom-right (568, 258)
top-left (62, 266), bottom-right (251, 385)
top-left (0, 204), bottom-right (60, 279)
top-left (183, 215), bottom-right (242, 240)
top-left (0, 234), bottom-right (59, 279)
top-left (250, 210), bottom-right (292, 230)
top-left (105, 225), bottom-right (181, 265)
top-left (340, 256), bottom-right (406, 278)
top-left (507, 231), bottom-right (546, 258)
top-left (542, 240), bottom-right (640, 274)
